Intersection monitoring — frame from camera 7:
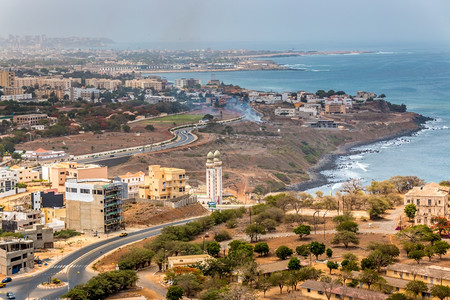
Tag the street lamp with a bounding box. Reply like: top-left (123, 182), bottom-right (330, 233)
top-left (313, 211), bottom-right (319, 234)
top-left (323, 211), bottom-right (328, 241)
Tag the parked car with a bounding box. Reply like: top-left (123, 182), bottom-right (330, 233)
top-left (119, 232), bottom-right (128, 237)
top-left (6, 291), bottom-right (15, 299)
top-left (1, 277), bottom-right (11, 283)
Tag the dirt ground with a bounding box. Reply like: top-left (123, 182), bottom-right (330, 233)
top-left (123, 202), bottom-right (209, 227)
top-left (19, 108), bottom-right (240, 156)
top-left (107, 105), bottom-right (423, 198)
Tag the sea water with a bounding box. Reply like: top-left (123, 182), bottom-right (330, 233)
top-left (145, 50), bottom-right (450, 193)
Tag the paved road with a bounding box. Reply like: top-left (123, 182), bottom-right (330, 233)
top-left (76, 128), bottom-right (196, 165)
top-left (5, 218), bottom-right (199, 300)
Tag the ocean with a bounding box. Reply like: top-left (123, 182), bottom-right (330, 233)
top-left (144, 50), bottom-right (450, 193)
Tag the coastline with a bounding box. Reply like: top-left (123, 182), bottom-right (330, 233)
top-left (286, 117), bottom-right (432, 192)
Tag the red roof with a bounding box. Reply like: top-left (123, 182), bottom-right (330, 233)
top-left (34, 148), bottom-right (49, 153)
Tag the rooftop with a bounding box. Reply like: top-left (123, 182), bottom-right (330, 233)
top-left (386, 263), bottom-right (450, 280)
top-left (300, 280), bottom-right (388, 300)
top-left (405, 182), bottom-right (449, 197)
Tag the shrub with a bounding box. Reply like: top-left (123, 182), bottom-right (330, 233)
top-left (214, 230), bottom-right (232, 242)
top-left (54, 229), bottom-right (81, 239)
top-left (275, 245), bottom-right (293, 260)
top-left (226, 218), bottom-right (237, 228)
top-left (254, 242), bottom-right (270, 256)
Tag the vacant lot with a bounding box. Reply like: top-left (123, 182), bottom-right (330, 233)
top-left (144, 114), bottom-right (205, 124)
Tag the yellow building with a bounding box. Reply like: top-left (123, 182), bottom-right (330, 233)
top-left (167, 254), bottom-right (211, 269)
top-left (42, 207), bottom-right (66, 224)
top-left (138, 165), bottom-right (187, 200)
top-left (42, 162), bottom-right (108, 193)
top-left (404, 182), bottom-right (449, 226)
top-left (10, 165), bottom-right (39, 183)
top-left (124, 79), bottom-right (164, 91)
top-left (386, 263), bottom-right (450, 286)
top-left (299, 280), bottom-right (388, 300)
top-left (0, 70), bottom-right (15, 88)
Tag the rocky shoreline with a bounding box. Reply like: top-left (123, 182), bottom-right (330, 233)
top-left (286, 115), bottom-right (433, 192)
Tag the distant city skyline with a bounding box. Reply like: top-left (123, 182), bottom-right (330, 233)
top-left (1, 0), bottom-right (450, 50)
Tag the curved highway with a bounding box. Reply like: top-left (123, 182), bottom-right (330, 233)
top-left (76, 128), bottom-right (197, 165)
top-left (6, 218), bottom-right (198, 299)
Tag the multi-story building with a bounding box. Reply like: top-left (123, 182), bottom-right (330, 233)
top-left (175, 78), bottom-right (201, 89)
top-left (34, 88), bottom-right (65, 100)
top-left (31, 189), bottom-right (64, 210)
top-left (0, 94), bottom-right (33, 101)
top-left (138, 165), bottom-right (188, 200)
top-left (14, 76), bottom-right (80, 90)
top-left (16, 224), bottom-right (54, 249)
top-left (125, 79), bottom-right (164, 91)
top-left (144, 95), bottom-right (176, 104)
top-left (0, 239), bottom-right (34, 275)
top-left (325, 103), bottom-right (347, 114)
top-left (0, 168), bottom-right (18, 195)
top-left (117, 171), bottom-right (145, 199)
top-left (1, 210), bottom-right (41, 232)
top-left (42, 162), bottom-right (108, 193)
top-left (65, 179), bottom-right (124, 234)
top-left (13, 114), bottom-right (49, 128)
top-left (404, 182), bottom-right (449, 226)
top-left (206, 151), bottom-right (223, 204)
top-left (67, 87), bottom-right (100, 101)
top-left (85, 78), bottom-right (122, 90)
top-left (0, 70), bottom-right (15, 88)
top-left (10, 166), bottom-right (39, 183)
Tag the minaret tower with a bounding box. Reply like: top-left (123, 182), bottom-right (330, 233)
top-left (213, 150), bottom-right (223, 204)
top-left (206, 151), bottom-right (216, 202)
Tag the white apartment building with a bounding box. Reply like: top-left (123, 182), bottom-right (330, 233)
top-left (117, 171), bottom-right (145, 199)
top-left (0, 94), bottom-right (32, 101)
top-left (0, 168), bottom-right (18, 195)
top-left (67, 87), bottom-right (100, 101)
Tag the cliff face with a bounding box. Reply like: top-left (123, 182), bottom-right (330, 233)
top-left (109, 106), bottom-right (427, 197)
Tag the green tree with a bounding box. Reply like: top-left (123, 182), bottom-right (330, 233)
top-left (366, 250), bottom-right (393, 272)
top-left (254, 242), bottom-right (270, 257)
top-left (296, 244), bottom-right (311, 258)
top-left (368, 242), bottom-right (400, 259)
top-left (424, 245), bottom-right (435, 261)
top-left (405, 280), bottom-right (428, 299)
top-left (206, 241), bottom-right (220, 257)
top-left (326, 248), bottom-right (333, 259)
top-left (358, 269), bottom-right (385, 290)
top-left (387, 293), bottom-right (409, 300)
top-left (404, 204), bottom-right (417, 221)
top-left (269, 271), bottom-right (288, 294)
top-left (331, 230), bottom-right (359, 248)
top-left (166, 285), bottom-right (184, 300)
top-left (145, 124), bottom-right (155, 131)
top-left (122, 124), bottom-right (130, 132)
top-left (430, 284), bottom-right (450, 300)
top-left (310, 241), bottom-right (326, 260)
top-left (336, 221), bottom-right (359, 233)
top-left (275, 246), bottom-right (293, 260)
top-left (288, 257), bottom-right (301, 270)
top-left (214, 230), bottom-right (231, 242)
top-left (293, 224), bottom-right (311, 240)
top-left (326, 261), bottom-right (339, 274)
top-left (433, 240), bottom-right (450, 259)
top-left (173, 273), bottom-right (203, 298)
top-left (408, 250), bottom-right (425, 264)
top-left (244, 223), bottom-right (266, 242)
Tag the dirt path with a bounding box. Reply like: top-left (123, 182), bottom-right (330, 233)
top-left (137, 267), bottom-right (166, 299)
top-left (359, 206), bottom-right (403, 234)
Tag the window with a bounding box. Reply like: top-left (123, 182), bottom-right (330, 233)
top-left (66, 187), bottom-right (70, 192)
top-left (100, 210), bottom-right (103, 212)
top-left (70, 188), bottom-right (77, 193)
top-left (428, 199), bottom-right (432, 206)
top-left (318, 291), bottom-right (324, 295)
top-left (37, 233), bottom-right (42, 240)
top-left (80, 189), bottom-right (90, 194)
top-left (307, 289), bottom-right (311, 293)
top-left (417, 199), bottom-right (420, 205)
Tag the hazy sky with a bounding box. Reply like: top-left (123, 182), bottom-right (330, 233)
top-left (1, 0), bottom-right (450, 48)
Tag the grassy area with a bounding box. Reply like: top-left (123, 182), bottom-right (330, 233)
top-left (145, 114), bottom-right (204, 124)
